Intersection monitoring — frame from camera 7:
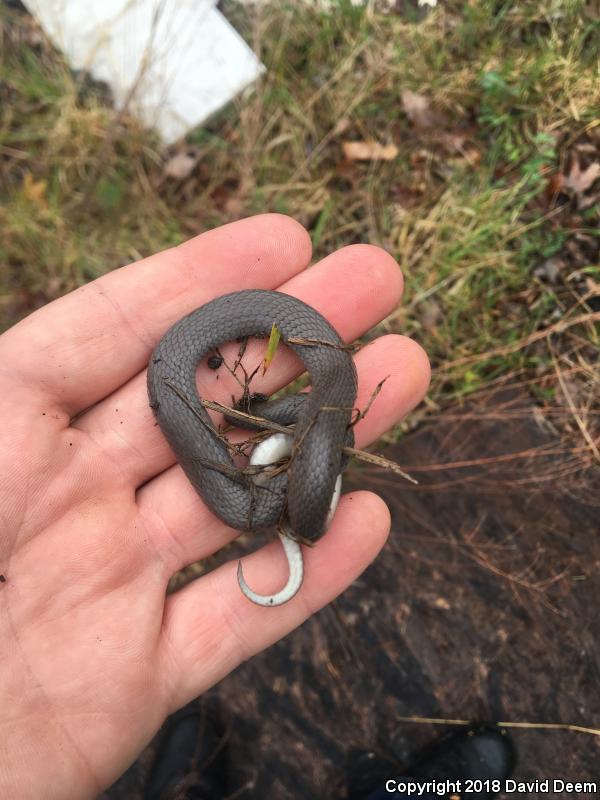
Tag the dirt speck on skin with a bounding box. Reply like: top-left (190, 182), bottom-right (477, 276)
top-left (104, 386), bottom-right (600, 800)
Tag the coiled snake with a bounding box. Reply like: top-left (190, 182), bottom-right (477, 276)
top-left (147, 290), bottom-right (357, 605)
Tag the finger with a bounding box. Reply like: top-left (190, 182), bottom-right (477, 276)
top-left (158, 490), bottom-right (390, 711)
top-left (137, 333), bottom-right (429, 572)
top-left (0, 215), bottom-right (312, 415)
top-left (77, 243), bottom-right (404, 487)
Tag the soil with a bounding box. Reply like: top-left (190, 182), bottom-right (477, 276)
top-left (104, 386), bottom-right (600, 800)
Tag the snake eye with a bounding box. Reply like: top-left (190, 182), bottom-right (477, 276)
top-left (207, 354), bottom-right (223, 370)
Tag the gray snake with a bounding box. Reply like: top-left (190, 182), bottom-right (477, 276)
top-left (147, 289), bottom-right (357, 605)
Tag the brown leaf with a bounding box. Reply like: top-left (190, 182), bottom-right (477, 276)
top-left (163, 151), bottom-right (199, 180)
top-left (401, 89), bottom-right (445, 129)
top-left (391, 183), bottom-right (422, 208)
top-left (564, 156), bottom-right (600, 199)
top-left (438, 131), bottom-right (467, 153)
top-left (342, 140), bottom-right (398, 161)
top-left (21, 172), bottom-right (47, 207)
top-left (437, 130), bottom-right (482, 165)
top-left (578, 188), bottom-right (600, 211)
top-left (545, 172), bottom-right (565, 205)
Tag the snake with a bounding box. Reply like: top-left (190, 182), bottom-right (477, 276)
top-left (147, 289), bottom-right (357, 606)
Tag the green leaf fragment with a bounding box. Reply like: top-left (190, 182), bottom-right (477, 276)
top-left (263, 323), bottom-right (281, 374)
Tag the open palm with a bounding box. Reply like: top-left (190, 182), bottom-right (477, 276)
top-left (0, 215), bottom-right (430, 799)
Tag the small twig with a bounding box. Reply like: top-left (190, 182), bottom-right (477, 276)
top-left (286, 336), bottom-right (360, 353)
top-left (343, 447), bottom-right (418, 484)
top-left (395, 716), bottom-right (600, 739)
top-left (351, 376), bottom-right (390, 427)
top-left (191, 457), bottom-right (248, 483)
top-left (200, 397), bottom-right (418, 484)
top-left (214, 344), bottom-right (248, 392)
top-left (192, 456), bottom-right (287, 484)
top-left (232, 337), bottom-right (250, 375)
top-left (163, 376), bottom-right (417, 484)
top-left (162, 380), bottom-right (239, 456)
top-left (202, 397), bottom-right (291, 434)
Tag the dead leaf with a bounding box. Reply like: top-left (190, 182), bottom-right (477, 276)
top-left (438, 131), bottom-right (467, 153)
top-left (391, 183), bottom-right (422, 208)
top-left (564, 156), bottom-right (600, 201)
top-left (342, 140), bottom-right (398, 162)
top-left (533, 257), bottom-right (561, 284)
top-left (436, 130), bottom-right (482, 165)
top-left (21, 172), bottom-right (47, 207)
top-left (163, 151), bottom-right (199, 180)
top-left (420, 298), bottom-right (442, 330)
top-left (545, 171), bottom-right (565, 205)
top-left (401, 89), bottom-right (445, 129)
top-left (578, 189), bottom-right (600, 211)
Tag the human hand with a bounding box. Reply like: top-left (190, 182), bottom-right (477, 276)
top-left (0, 215), bottom-right (430, 798)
